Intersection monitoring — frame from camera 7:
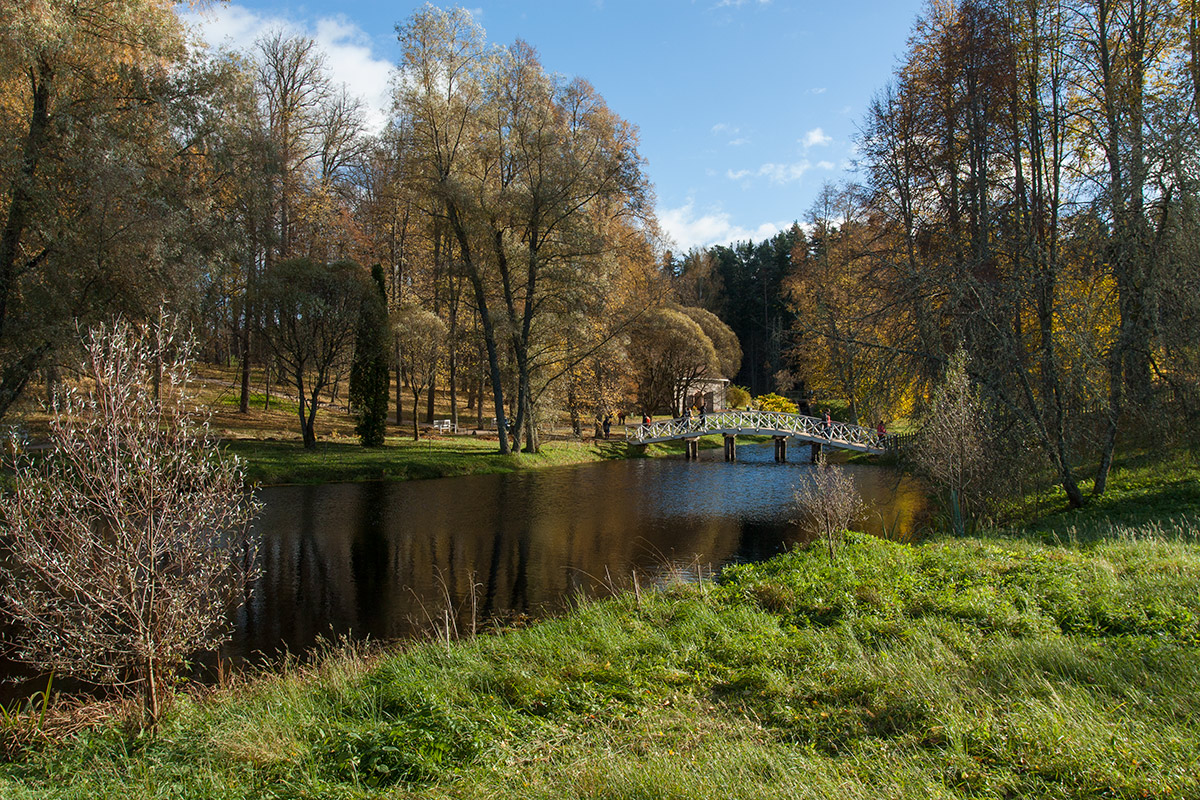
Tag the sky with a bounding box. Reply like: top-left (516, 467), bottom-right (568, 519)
top-left (184, 1), bottom-right (928, 253)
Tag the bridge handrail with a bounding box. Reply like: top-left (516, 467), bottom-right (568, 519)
top-left (625, 409), bottom-right (892, 452)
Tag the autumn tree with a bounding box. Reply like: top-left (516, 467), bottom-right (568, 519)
top-left (394, 303), bottom-right (447, 440)
top-left (395, 6), bottom-right (655, 453)
top-left (0, 0), bottom-right (197, 419)
top-left (627, 307), bottom-right (731, 414)
top-left (786, 182), bottom-right (907, 425)
top-left (839, 0), bottom-right (1200, 507)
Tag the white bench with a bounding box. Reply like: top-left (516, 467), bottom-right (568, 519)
top-left (432, 418), bottom-right (456, 433)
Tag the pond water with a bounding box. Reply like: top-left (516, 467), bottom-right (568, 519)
top-left (226, 442), bottom-right (927, 664)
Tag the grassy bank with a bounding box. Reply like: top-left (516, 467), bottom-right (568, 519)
top-left (224, 436), bottom-right (654, 486)
top-left (3, 511), bottom-right (1199, 797)
top-left (222, 431), bottom-right (733, 486)
top-left (1006, 452), bottom-right (1200, 540)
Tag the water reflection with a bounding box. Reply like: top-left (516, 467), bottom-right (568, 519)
top-left (227, 443), bottom-right (926, 663)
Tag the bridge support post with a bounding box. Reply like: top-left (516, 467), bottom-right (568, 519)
top-left (684, 437), bottom-right (699, 460)
top-left (724, 434), bottom-right (737, 462)
top-left (774, 436), bottom-right (788, 463)
top-left (810, 442), bottom-right (822, 463)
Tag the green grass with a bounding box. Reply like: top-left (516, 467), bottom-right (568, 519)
top-left (224, 436), bottom-right (642, 485)
top-left (224, 430), bottom-right (730, 486)
top-left (215, 391), bottom-right (302, 416)
top-left (4, 448), bottom-right (1198, 797)
top-left (1000, 451), bottom-right (1200, 542)
top-left (4, 516), bottom-right (1199, 798)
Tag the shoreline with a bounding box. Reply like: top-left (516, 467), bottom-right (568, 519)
top-left (1, 454), bottom-right (1197, 798)
top-left (224, 431), bottom-right (738, 487)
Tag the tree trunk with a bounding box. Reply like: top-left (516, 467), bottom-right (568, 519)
top-left (395, 336), bottom-right (403, 425)
top-left (447, 202), bottom-right (509, 454)
top-left (238, 228), bottom-right (257, 414)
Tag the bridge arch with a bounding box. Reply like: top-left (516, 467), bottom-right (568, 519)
top-left (626, 409), bottom-right (889, 460)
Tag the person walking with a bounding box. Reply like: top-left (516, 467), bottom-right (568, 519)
top-left (823, 408), bottom-right (832, 438)
top-left (602, 413), bottom-right (612, 439)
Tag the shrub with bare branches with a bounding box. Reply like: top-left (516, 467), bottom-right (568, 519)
top-left (793, 455), bottom-right (865, 558)
top-left (912, 350), bottom-right (988, 535)
top-left (0, 319), bottom-right (261, 726)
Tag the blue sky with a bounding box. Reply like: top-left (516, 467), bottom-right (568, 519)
top-left (186, 1), bottom-right (927, 252)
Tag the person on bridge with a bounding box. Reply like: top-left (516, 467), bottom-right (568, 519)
top-left (823, 409), bottom-right (832, 438)
top-left (699, 404), bottom-right (707, 425)
top-left (642, 412), bottom-right (651, 428)
top-left (876, 420), bottom-right (886, 445)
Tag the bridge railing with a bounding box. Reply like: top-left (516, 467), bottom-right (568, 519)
top-left (625, 409), bottom-right (889, 452)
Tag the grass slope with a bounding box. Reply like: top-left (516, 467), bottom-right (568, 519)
top-left (3, 520), bottom-right (1199, 799)
top-left (224, 436), bottom-right (649, 486)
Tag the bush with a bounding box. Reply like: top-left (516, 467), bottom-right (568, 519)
top-left (726, 384), bottom-right (751, 409)
top-left (755, 393), bottom-right (798, 414)
top-left (793, 454), bottom-right (865, 557)
top-left (0, 318), bottom-right (261, 727)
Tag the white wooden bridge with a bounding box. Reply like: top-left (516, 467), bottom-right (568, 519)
top-left (625, 409), bottom-right (890, 462)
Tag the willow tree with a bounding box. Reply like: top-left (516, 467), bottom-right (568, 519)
top-left (395, 6), bottom-right (654, 453)
top-left (0, 0), bottom-right (194, 418)
top-left (627, 307), bottom-right (730, 415)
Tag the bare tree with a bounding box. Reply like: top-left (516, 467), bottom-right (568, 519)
top-left (912, 350), bottom-right (988, 535)
top-left (793, 454), bottom-right (865, 559)
top-left (0, 318), bottom-right (261, 727)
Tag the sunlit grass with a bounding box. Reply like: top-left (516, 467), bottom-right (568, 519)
top-left (4, 517), bottom-right (1199, 798)
top-left (225, 436), bottom-right (623, 485)
top-left (1001, 451), bottom-right (1200, 541)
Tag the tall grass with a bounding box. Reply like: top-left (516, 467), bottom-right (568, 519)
top-left (3, 519), bottom-right (1199, 798)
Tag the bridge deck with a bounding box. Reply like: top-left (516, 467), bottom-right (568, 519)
top-left (626, 409), bottom-right (888, 455)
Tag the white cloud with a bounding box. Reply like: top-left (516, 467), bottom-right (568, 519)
top-left (715, 0), bottom-right (772, 7)
top-left (725, 159), bottom-right (812, 186)
top-left (711, 124), bottom-right (749, 146)
top-left (817, 160), bottom-right (836, 170)
top-left (802, 127), bottom-right (832, 148)
top-left (183, 4), bottom-right (394, 133)
top-left (659, 200), bottom-right (788, 251)
top-left (756, 160), bottom-right (811, 184)
top-left (809, 87), bottom-right (827, 94)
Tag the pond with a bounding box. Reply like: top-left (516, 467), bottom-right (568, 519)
top-left (226, 442), bottom-right (927, 664)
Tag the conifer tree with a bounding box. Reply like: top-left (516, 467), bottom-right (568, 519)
top-left (350, 264), bottom-right (391, 446)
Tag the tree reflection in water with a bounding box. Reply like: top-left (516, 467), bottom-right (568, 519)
top-left (226, 443), bottom-right (926, 665)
